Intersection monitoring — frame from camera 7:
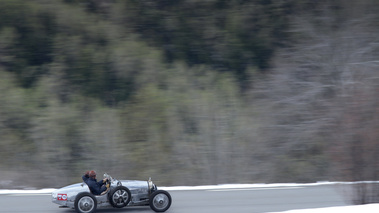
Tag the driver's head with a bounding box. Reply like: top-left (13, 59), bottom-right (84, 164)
top-left (89, 170), bottom-right (96, 179)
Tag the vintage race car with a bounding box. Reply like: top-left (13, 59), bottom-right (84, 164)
top-left (51, 173), bottom-right (172, 213)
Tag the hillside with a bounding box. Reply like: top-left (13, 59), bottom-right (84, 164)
top-left (1, 1), bottom-right (379, 204)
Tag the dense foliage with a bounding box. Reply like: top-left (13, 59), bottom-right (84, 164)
top-left (1, 1), bottom-right (379, 203)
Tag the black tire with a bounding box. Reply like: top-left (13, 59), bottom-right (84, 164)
top-left (149, 190), bottom-right (172, 212)
top-left (74, 192), bottom-right (97, 213)
top-left (109, 186), bottom-right (131, 208)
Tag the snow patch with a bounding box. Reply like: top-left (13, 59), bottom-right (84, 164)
top-left (0, 188), bottom-right (56, 195)
top-left (159, 181), bottom-right (378, 191)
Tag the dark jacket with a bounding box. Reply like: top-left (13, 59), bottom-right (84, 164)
top-left (86, 177), bottom-right (106, 195)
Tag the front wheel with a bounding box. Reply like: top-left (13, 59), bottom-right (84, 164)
top-left (75, 192), bottom-right (97, 213)
top-left (149, 190), bottom-right (172, 212)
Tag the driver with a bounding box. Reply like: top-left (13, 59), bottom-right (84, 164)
top-left (83, 170), bottom-right (109, 195)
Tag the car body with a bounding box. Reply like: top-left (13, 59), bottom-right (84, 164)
top-left (51, 173), bottom-right (172, 213)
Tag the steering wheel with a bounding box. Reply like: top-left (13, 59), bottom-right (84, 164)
top-left (103, 173), bottom-right (112, 188)
top-left (106, 178), bottom-right (111, 188)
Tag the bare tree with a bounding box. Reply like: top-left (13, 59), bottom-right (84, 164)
top-left (251, 3), bottom-right (379, 190)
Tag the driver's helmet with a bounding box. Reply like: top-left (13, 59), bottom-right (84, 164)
top-left (89, 170), bottom-right (96, 179)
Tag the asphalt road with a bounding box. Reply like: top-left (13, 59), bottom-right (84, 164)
top-left (0, 185), bottom-right (349, 213)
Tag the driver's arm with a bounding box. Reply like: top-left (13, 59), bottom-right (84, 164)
top-left (82, 171), bottom-right (90, 182)
top-left (97, 178), bottom-right (107, 186)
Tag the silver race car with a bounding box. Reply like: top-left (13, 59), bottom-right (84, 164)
top-left (51, 173), bottom-right (172, 213)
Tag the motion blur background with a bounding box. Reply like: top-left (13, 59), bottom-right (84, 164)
top-left (1, 0), bottom-right (379, 202)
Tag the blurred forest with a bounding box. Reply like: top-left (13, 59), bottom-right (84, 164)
top-left (1, 0), bottom-right (379, 201)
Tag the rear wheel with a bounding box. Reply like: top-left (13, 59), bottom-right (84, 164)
top-left (149, 190), bottom-right (172, 212)
top-left (74, 192), bottom-right (97, 213)
top-left (109, 186), bottom-right (131, 208)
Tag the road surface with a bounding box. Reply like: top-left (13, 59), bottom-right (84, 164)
top-left (0, 185), bottom-right (349, 213)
